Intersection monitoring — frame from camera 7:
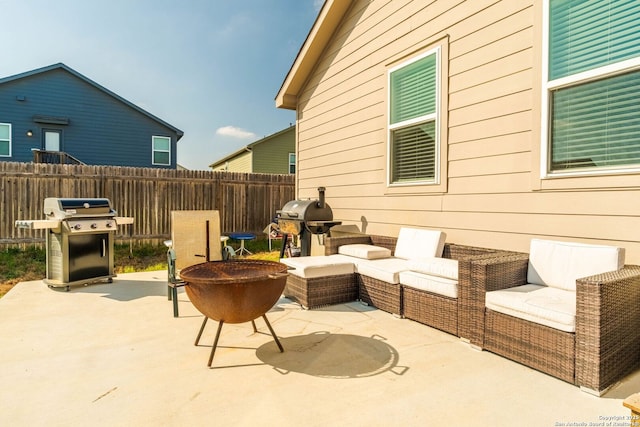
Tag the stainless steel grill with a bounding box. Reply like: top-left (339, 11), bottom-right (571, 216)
top-left (277, 187), bottom-right (341, 256)
top-left (16, 197), bottom-right (134, 291)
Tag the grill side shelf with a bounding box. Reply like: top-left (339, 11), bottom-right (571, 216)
top-left (15, 220), bottom-right (60, 230)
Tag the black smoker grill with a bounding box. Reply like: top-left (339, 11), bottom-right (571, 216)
top-left (277, 187), bottom-right (341, 256)
top-left (15, 198), bottom-right (134, 291)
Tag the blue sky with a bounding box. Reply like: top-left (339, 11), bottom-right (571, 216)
top-left (0, 0), bottom-right (322, 170)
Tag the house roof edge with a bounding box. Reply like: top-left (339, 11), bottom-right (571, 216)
top-left (0, 63), bottom-right (185, 141)
top-left (275, 0), bottom-right (353, 110)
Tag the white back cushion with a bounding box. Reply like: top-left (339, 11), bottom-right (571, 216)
top-left (527, 239), bottom-right (625, 291)
top-left (394, 228), bottom-right (446, 260)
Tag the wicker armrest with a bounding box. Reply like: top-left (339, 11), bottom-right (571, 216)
top-left (368, 235), bottom-right (398, 253)
top-left (444, 243), bottom-right (502, 260)
top-left (575, 265), bottom-right (640, 392)
top-left (465, 253), bottom-right (529, 348)
top-left (451, 246), bottom-right (515, 341)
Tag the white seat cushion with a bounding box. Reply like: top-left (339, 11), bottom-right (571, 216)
top-left (406, 257), bottom-right (459, 280)
top-left (338, 244), bottom-right (392, 260)
top-left (486, 284), bottom-right (576, 332)
top-left (357, 258), bottom-right (410, 284)
top-left (527, 239), bottom-right (625, 291)
top-left (399, 271), bottom-right (459, 299)
top-left (280, 255), bottom-right (355, 279)
top-left (394, 228), bottom-right (446, 260)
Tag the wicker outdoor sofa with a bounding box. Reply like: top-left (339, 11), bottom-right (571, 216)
top-left (287, 232), bottom-right (640, 395)
top-left (321, 232), bottom-right (527, 341)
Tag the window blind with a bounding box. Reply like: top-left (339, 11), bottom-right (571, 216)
top-left (390, 54), bottom-right (436, 124)
top-left (551, 70), bottom-right (640, 170)
top-left (549, 0), bottom-right (640, 80)
top-left (391, 122), bottom-right (436, 182)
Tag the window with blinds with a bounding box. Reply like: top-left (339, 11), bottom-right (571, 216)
top-left (547, 0), bottom-right (640, 173)
top-left (389, 49), bottom-right (439, 184)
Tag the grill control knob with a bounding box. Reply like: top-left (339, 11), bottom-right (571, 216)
top-left (106, 222), bottom-right (113, 228)
top-left (73, 224), bottom-right (82, 230)
top-left (91, 223), bottom-right (98, 229)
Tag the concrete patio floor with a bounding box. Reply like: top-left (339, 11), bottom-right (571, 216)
top-left (1, 271), bottom-right (639, 426)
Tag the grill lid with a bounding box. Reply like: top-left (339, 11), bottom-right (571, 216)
top-left (279, 199), bottom-right (332, 221)
top-left (278, 187), bottom-right (333, 222)
top-left (44, 197), bottom-right (116, 220)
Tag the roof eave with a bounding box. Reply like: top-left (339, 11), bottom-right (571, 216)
top-left (275, 0), bottom-right (352, 110)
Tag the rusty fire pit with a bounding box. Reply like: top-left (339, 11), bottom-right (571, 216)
top-left (179, 260), bottom-right (289, 366)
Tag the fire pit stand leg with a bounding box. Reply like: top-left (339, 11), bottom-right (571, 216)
top-left (195, 317), bottom-right (208, 346)
top-left (198, 315), bottom-right (283, 367)
top-left (196, 317), bottom-right (259, 348)
top-left (262, 314), bottom-right (284, 353)
top-left (208, 320), bottom-right (225, 367)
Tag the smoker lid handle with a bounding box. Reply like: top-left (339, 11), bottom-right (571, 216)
top-left (281, 211), bottom-right (299, 218)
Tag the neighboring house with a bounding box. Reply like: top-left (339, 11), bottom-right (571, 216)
top-left (209, 125), bottom-right (296, 174)
top-left (276, 1), bottom-right (640, 263)
top-left (0, 63), bottom-right (183, 168)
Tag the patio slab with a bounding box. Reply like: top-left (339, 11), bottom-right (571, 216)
top-left (1, 271), bottom-right (639, 426)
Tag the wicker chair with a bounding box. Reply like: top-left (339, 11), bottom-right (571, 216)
top-left (324, 234), bottom-right (525, 340)
top-left (472, 239), bottom-right (640, 395)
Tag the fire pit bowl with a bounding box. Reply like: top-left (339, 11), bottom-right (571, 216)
top-left (179, 259), bottom-right (289, 366)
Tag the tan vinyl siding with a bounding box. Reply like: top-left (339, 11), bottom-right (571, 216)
top-left (292, 0), bottom-right (640, 263)
top-left (225, 152), bottom-right (252, 173)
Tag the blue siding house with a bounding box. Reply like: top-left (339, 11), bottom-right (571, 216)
top-left (0, 63), bottom-right (183, 168)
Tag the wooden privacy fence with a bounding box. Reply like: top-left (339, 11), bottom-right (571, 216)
top-left (0, 162), bottom-right (295, 246)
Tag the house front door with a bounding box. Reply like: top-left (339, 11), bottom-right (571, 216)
top-left (44, 130), bottom-right (61, 151)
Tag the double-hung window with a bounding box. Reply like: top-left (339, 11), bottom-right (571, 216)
top-left (152, 136), bottom-right (171, 166)
top-left (0, 123), bottom-right (11, 157)
top-left (288, 152), bottom-right (296, 174)
top-left (544, 0), bottom-right (640, 176)
top-left (388, 47), bottom-right (440, 185)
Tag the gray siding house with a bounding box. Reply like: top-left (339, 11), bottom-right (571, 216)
top-left (0, 63), bottom-right (183, 168)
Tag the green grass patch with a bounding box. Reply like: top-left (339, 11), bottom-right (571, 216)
top-left (0, 236), bottom-right (285, 298)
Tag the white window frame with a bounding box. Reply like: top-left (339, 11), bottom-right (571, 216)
top-left (0, 123), bottom-right (11, 157)
top-left (152, 135), bottom-right (171, 166)
top-left (540, 0), bottom-right (640, 179)
top-left (288, 152), bottom-right (295, 174)
top-left (387, 46), bottom-right (441, 187)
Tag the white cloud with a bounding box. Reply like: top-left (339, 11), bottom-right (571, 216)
top-left (215, 126), bottom-right (256, 139)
